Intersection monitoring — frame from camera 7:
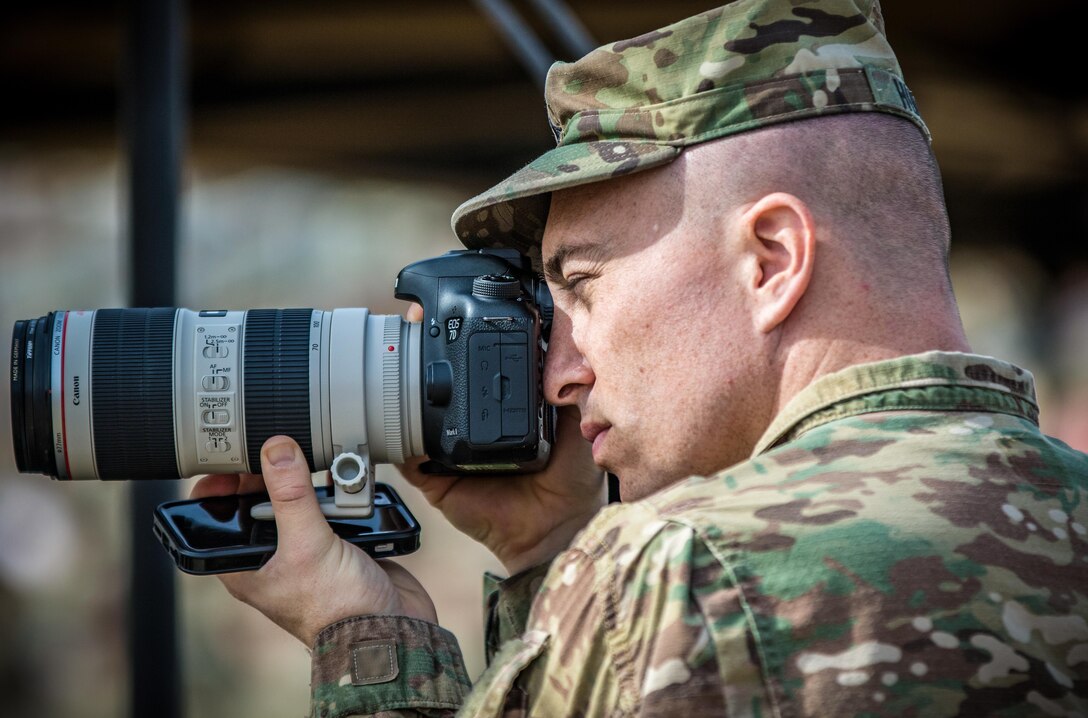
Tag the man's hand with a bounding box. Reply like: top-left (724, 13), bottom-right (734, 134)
top-left (190, 436), bottom-right (436, 647)
top-left (397, 304), bottom-right (605, 575)
top-left (398, 405), bottom-right (603, 575)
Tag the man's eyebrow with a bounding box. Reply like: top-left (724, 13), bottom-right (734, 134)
top-left (543, 242), bottom-right (610, 285)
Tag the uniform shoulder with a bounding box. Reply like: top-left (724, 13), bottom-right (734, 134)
top-left (561, 499), bottom-right (693, 568)
top-left (534, 499), bottom-right (706, 637)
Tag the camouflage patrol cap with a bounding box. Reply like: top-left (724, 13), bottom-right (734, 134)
top-left (452, 0), bottom-right (927, 267)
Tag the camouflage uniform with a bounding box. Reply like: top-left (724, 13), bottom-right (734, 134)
top-left (311, 353), bottom-right (1088, 716)
top-left (308, 2), bottom-right (1088, 716)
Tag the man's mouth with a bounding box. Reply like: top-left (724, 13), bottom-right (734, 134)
top-left (580, 422), bottom-right (610, 459)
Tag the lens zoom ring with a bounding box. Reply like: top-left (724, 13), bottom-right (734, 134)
top-left (92, 308), bottom-right (178, 479)
top-left (244, 309), bottom-right (314, 471)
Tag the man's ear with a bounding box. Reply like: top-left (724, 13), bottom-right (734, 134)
top-left (738, 192), bottom-right (815, 334)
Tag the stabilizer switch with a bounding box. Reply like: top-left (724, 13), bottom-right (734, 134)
top-left (472, 274), bottom-right (522, 299)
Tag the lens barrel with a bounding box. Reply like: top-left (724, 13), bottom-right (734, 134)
top-left (9, 308), bottom-right (422, 481)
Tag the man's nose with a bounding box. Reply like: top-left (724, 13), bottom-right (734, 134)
top-left (543, 307), bottom-right (594, 406)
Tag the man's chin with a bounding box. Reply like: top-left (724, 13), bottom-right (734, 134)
top-left (612, 469), bottom-right (674, 503)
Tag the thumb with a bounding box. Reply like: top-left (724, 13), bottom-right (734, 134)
top-left (260, 436), bottom-right (334, 548)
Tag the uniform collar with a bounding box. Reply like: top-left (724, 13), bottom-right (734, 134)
top-left (752, 352), bottom-right (1039, 457)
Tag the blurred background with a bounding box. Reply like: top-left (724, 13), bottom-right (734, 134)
top-left (0, 1), bottom-right (1085, 716)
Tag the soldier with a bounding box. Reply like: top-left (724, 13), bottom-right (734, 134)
top-left (194, 0), bottom-right (1088, 715)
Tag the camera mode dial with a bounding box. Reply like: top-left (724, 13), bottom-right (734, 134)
top-left (472, 274), bottom-right (521, 299)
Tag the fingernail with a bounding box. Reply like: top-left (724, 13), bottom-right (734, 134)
top-left (264, 439), bottom-right (297, 467)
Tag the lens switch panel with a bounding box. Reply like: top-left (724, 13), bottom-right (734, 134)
top-left (192, 319), bottom-right (244, 470)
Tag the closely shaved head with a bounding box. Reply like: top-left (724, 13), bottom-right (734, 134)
top-left (684, 113), bottom-right (953, 298)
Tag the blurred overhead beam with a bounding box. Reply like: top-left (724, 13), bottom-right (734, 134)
top-left (1, 1), bottom-right (1082, 191)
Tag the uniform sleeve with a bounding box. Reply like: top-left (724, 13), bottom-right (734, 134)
top-left (458, 514), bottom-right (740, 717)
top-left (309, 615), bottom-right (472, 718)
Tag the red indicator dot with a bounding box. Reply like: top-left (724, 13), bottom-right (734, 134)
top-left (387, 345), bottom-right (395, 352)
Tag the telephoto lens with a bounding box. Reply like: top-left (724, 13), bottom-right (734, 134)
top-left (9, 308), bottom-right (423, 481)
top-left (11, 249), bottom-right (557, 491)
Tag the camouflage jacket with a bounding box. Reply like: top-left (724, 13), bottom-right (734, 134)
top-left (309, 352), bottom-right (1088, 717)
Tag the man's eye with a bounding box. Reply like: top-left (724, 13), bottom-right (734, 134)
top-left (565, 275), bottom-right (588, 290)
top-left (563, 275), bottom-right (597, 309)
top-left (564, 274), bottom-right (595, 298)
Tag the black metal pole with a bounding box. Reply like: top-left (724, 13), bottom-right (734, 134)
top-left (471, 0), bottom-right (555, 88)
top-left (123, 0), bottom-right (184, 716)
top-left (527, 0), bottom-right (596, 58)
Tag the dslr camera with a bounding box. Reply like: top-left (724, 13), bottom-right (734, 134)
top-left (9, 248), bottom-right (554, 572)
